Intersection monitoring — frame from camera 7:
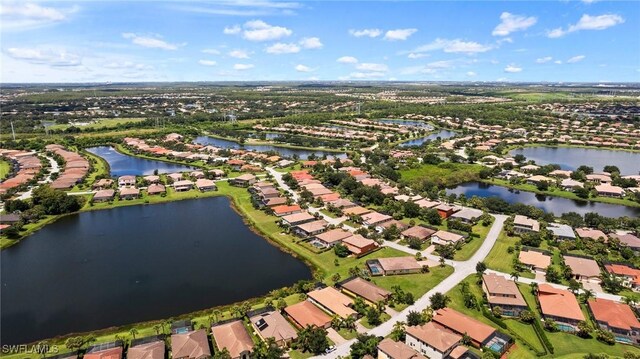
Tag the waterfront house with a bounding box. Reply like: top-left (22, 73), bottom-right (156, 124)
top-left (119, 187), bottom-right (140, 200)
top-left (93, 189), bottom-right (115, 202)
top-left (586, 173), bottom-right (612, 185)
top-left (230, 174), bottom-right (257, 187)
top-left (249, 311), bottom-right (298, 348)
top-left (526, 175), bottom-right (553, 185)
top-left (575, 228), bottom-right (607, 241)
top-left (549, 170), bottom-right (572, 178)
top-left (209, 169), bottom-right (226, 179)
top-left (547, 223), bottom-right (576, 240)
top-left (293, 219), bottom-right (328, 237)
top-left (312, 228), bottom-right (353, 248)
top-left (537, 284), bottom-right (584, 331)
top-left (307, 286), bottom-right (357, 319)
top-left (84, 343), bottom-right (123, 359)
top-left (450, 207), bottom-right (483, 224)
top-left (431, 230), bottom-right (464, 246)
top-left (520, 164), bottom-right (540, 173)
top-left (431, 308), bottom-right (506, 351)
top-left (271, 204), bottom-right (302, 217)
top-left (609, 233), bottom-right (640, 251)
top-left (560, 178), bottom-right (584, 190)
top-left (262, 197), bottom-right (288, 207)
top-left (147, 183), bottom-right (166, 195)
top-left (367, 257), bottom-right (422, 276)
top-left (190, 171), bottom-right (205, 179)
top-left (342, 234), bottom-right (378, 257)
top-left (171, 329), bottom-right (211, 359)
top-left (595, 184), bottom-right (625, 198)
top-left (143, 175), bottom-right (160, 184)
top-left (284, 301), bottom-right (331, 329)
top-left (173, 180), bottom-right (193, 192)
top-left (482, 273), bottom-right (527, 316)
top-left (118, 175), bottom-right (136, 187)
top-left (211, 320), bottom-right (254, 359)
top-left (401, 226), bottom-right (437, 242)
top-left (128, 337), bottom-right (165, 359)
top-left (376, 338), bottom-right (427, 359)
top-left (588, 298), bottom-right (640, 344)
top-left (518, 250), bottom-right (551, 271)
top-left (228, 159), bottom-right (246, 171)
top-left (281, 212), bottom-right (316, 227)
top-left (167, 173), bottom-right (184, 182)
top-left (93, 178), bottom-right (114, 190)
top-left (513, 215), bottom-right (540, 233)
top-left (564, 255), bottom-right (601, 281)
top-left (338, 277), bottom-right (391, 305)
top-left (405, 322), bottom-right (462, 359)
top-left (195, 179), bottom-right (217, 192)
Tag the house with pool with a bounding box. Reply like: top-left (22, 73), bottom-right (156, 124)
top-left (537, 284), bottom-right (585, 332)
top-left (588, 298), bottom-right (640, 345)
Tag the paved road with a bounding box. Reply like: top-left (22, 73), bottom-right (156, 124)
top-left (16, 155), bottom-right (60, 200)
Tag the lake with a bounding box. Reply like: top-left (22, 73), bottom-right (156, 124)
top-left (194, 136), bottom-right (348, 160)
top-left (0, 197), bottom-right (312, 344)
top-left (399, 130), bottom-right (457, 147)
top-left (87, 146), bottom-right (194, 177)
top-left (447, 182), bottom-right (640, 218)
top-left (509, 147), bottom-right (640, 175)
top-left (375, 119), bottom-right (434, 129)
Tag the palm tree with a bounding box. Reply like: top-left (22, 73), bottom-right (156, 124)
top-left (581, 289), bottom-right (595, 304)
top-left (530, 282), bottom-right (539, 295)
top-left (510, 271), bottom-right (519, 282)
top-left (153, 325), bottom-right (161, 335)
top-left (129, 328), bottom-right (138, 340)
top-left (342, 316), bottom-right (357, 332)
top-left (422, 306), bottom-right (434, 322)
top-left (331, 316), bottom-right (342, 329)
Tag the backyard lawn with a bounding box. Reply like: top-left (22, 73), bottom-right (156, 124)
top-left (453, 221), bottom-right (491, 261)
top-left (0, 159), bottom-right (11, 180)
top-left (483, 230), bottom-right (535, 279)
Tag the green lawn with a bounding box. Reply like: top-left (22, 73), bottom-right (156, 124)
top-left (48, 117), bottom-right (145, 131)
top-left (0, 159), bottom-right (11, 180)
top-left (483, 230), bottom-right (535, 279)
top-left (453, 222), bottom-right (491, 261)
top-left (399, 162), bottom-right (484, 188)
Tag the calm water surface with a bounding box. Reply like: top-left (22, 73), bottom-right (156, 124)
top-left (194, 136), bottom-right (347, 159)
top-left (447, 182), bottom-right (640, 218)
top-left (87, 146), bottom-right (194, 177)
top-left (509, 147), bottom-right (640, 175)
top-left (0, 197), bottom-right (311, 344)
top-left (399, 130), bottom-right (457, 147)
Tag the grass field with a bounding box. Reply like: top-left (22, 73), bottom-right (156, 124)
top-left (399, 162), bottom-right (484, 187)
top-left (453, 221), bottom-right (491, 261)
top-left (0, 159), bottom-right (11, 180)
top-left (483, 230), bottom-right (535, 279)
top-left (48, 118), bottom-right (145, 131)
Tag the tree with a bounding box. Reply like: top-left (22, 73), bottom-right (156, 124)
top-left (390, 321), bottom-right (406, 342)
top-left (350, 334), bottom-right (382, 359)
top-left (510, 271), bottom-right (519, 282)
top-left (406, 310), bottom-right (426, 326)
top-left (276, 298), bottom-right (287, 311)
top-left (331, 273), bottom-right (341, 283)
top-left (568, 279), bottom-right (582, 294)
top-left (545, 267), bottom-right (561, 283)
top-left (577, 321), bottom-right (591, 338)
top-left (596, 329), bottom-right (615, 345)
top-left (296, 326), bottom-right (329, 354)
top-left (476, 261), bottom-right (487, 276)
top-left (334, 243), bottom-right (350, 257)
top-left (543, 318), bottom-right (558, 332)
top-left (429, 292), bottom-right (450, 310)
top-left (366, 307), bottom-right (382, 326)
top-left (253, 338), bottom-right (285, 359)
top-left (129, 328), bottom-right (138, 339)
top-left (213, 348), bottom-right (232, 359)
top-left (406, 237), bottom-right (423, 250)
top-left (519, 310), bottom-right (535, 323)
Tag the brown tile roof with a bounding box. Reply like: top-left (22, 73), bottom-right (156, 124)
top-left (295, 219), bottom-right (328, 233)
top-left (339, 277), bottom-right (390, 303)
top-left (84, 348), bottom-right (122, 359)
top-left (376, 257), bottom-right (421, 272)
top-left (537, 284), bottom-right (585, 322)
top-left (406, 322), bottom-right (461, 353)
top-left (564, 256), bottom-right (601, 278)
top-left (249, 311), bottom-right (298, 343)
top-left (171, 329), bottom-right (212, 359)
top-left (315, 228), bottom-right (353, 245)
top-left (127, 341), bottom-right (164, 359)
top-left (432, 308), bottom-right (496, 344)
top-left (401, 226), bottom-right (436, 240)
top-left (376, 338), bottom-right (427, 359)
top-left (284, 301), bottom-right (331, 328)
top-left (518, 250), bottom-right (551, 269)
top-left (448, 346), bottom-right (469, 359)
top-left (281, 212), bottom-right (315, 224)
top-left (342, 206), bottom-right (372, 216)
top-left (272, 204), bottom-right (301, 215)
top-left (307, 287), bottom-right (357, 318)
top-left (575, 228), bottom-right (607, 241)
top-left (211, 321), bottom-right (254, 359)
top-left (588, 298), bottom-right (640, 331)
top-left (482, 273), bottom-right (527, 307)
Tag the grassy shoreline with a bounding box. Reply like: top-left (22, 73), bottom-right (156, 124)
top-left (504, 143), bottom-right (640, 155)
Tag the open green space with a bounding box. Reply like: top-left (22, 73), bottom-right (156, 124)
top-left (0, 159), bottom-right (11, 180)
top-left (399, 162), bottom-right (485, 187)
top-left (483, 230), bottom-right (535, 279)
top-left (453, 221), bottom-right (491, 261)
top-left (48, 118), bottom-right (146, 131)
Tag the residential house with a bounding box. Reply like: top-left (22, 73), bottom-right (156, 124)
top-left (377, 219), bottom-right (410, 233)
top-left (262, 197), bottom-right (288, 207)
top-left (271, 205), bottom-right (302, 217)
top-left (376, 338), bottom-right (427, 359)
top-left (92, 178), bottom-right (114, 190)
top-left (173, 180), bottom-right (193, 192)
top-left (547, 223), bottom-right (576, 241)
top-left (604, 264), bottom-right (640, 291)
top-left (450, 208), bottom-right (483, 224)
top-left (281, 212), bottom-right (316, 227)
top-left (431, 308), bottom-right (506, 351)
top-left (405, 322), bottom-right (461, 359)
top-left (564, 256), bottom-right (601, 281)
top-left (342, 234), bottom-right (378, 257)
top-left (518, 250), bottom-right (551, 271)
top-left (84, 343), bottom-right (123, 359)
top-left (537, 284), bottom-right (585, 331)
top-left (343, 206), bottom-right (372, 217)
top-left (119, 187), bottom-right (140, 200)
top-left (211, 320), bottom-right (254, 359)
top-left (143, 175), bottom-right (160, 184)
top-left (362, 212), bottom-right (393, 228)
top-left (401, 226), bottom-right (437, 242)
top-left (249, 311), bottom-right (298, 348)
top-left (588, 298), bottom-right (640, 344)
top-left (431, 230), bottom-right (464, 246)
top-left (195, 179), bottom-right (217, 192)
top-left (93, 189), bottom-right (115, 202)
top-left (595, 184), bottom-right (625, 198)
top-left (367, 257), bottom-right (422, 276)
top-left (284, 301), bottom-right (331, 329)
top-left (118, 175), bottom-right (136, 187)
top-left (526, 175), bottom-right (553, 185)
top-left (610, 233), bottom-right (640, 251)
top-left (127, 338), bottom-right (165, 359)
top-left (338, 277), bottom-right (391, 305)
top-left (575, 228), bottom-right (607, 241)
top-left (560, 178), bottom-right (584, 190)
top-left (435, 204), bottom-right (456, 219)
top-left (293, 219), bottom-right (328, 238)
top-left (171, 329), bottom-right (211, 359)
top-left (513, 215), bottom-right (540, 233)
top-left (586, 173), bottom-right (612, 185)
top-left (147, 183), bottom-right (166, 195)
top-left (307, 286), bottom-right (357, 319)
top-left (482, 273), bottom-right (527, 316)
top-left (167, 173), bottom-right (184, 182)
top-left (230, 174), bottom-right (257, 187)
top-left (311, 228), bottom-right (353, 248)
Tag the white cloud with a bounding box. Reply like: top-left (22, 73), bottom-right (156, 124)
top-left (233, 63), bottom-right (254, 70)
top-left (0, 2), bottom-right (79, 31)
top-left (384, 28), bottom-right (417, 41)
top-left (198, 60), bottom-right (217, 66)
top-left (408, 53), bottom-right (428, 59)
top-left (242, 20), bottom-right (292, 41)
top-left (356, 63), bottom-right (388, 72)
top-left (295, 64), bottom-right (312, 72)
top-left (466, 71), bottom-right (477, 77)
top-left (547, 14), bottom-right (624, 38)
top-left (6, 47), bottom-right (81, 66)
top-left (122, 33), bottom-right (183, 50)
top-left (223, 25), bottom-right (242, 35)
top-left (536, 56), bottom-right (553, 64)
top-left (173, 1), bottom-right (302, 17)
top-left (492, 12), bottom-right (537, 36)
top-left (299, 37), bottom-right (323, 49)
top-left (265, 42), bottom-right (300, 54)
top-left (554, 60), bottom-right (563, 64)
top-left (410, 38), bottom-right (493, 54)
top-left (202, 48), bottom-right (221, 55)
top-left (504, 64), bottom-right (522, 73)
top-left (228, 49), bottom-right (250, 59)
top-left (567, 55), bottom-right (586, 63)
top-left (349, 29), bottom-right (382, 38)
top-left (337, 56), bottom-right (358, 64)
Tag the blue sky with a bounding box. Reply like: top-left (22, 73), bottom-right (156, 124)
top-left (1, 0), bottom-right (638, 83)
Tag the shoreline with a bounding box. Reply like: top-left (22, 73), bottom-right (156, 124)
top-left (504, 142), bottom-right (640, 155)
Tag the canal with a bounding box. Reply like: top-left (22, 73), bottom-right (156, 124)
top-left (0, 197), bottom-right (312, 344)
top-left (509, 147), bottom-right (640, 175)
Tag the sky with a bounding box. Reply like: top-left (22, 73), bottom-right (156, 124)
top-left (1, 0), bottom-right (639, 83)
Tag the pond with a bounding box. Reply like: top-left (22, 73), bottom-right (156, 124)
top-left (509, 147), bottom-right (640, 175)
top-left (447, 182), bottom-right (640, 218)
top-left (0, 197), bottom-right (312, 344)
top-left (87, 146), bottom-right (194, 177)
top-left (194, 136), bottom-right (348, 160)
top-left (399, 130), bottom-right (457, 147)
